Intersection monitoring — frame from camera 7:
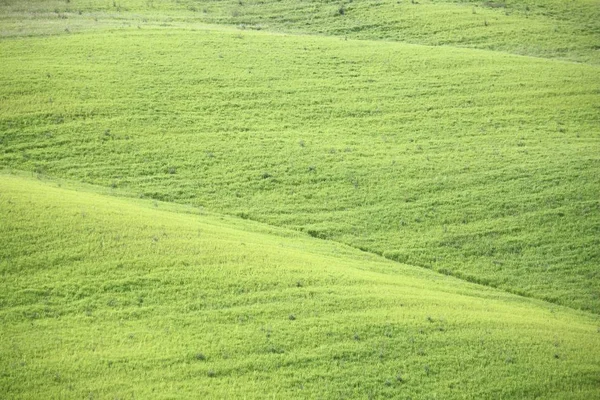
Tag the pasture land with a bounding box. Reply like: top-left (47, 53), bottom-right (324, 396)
top-left (1, 25), bottom-right (599, 312)
top-left (1, 175), bottom-right (599, 398)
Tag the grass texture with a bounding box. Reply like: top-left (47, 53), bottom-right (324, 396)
top-left (1, 0), bottom-right (600, 64)
top-left (1, 174), bottom-right (599, 399)
top-left (1, 26), bottom-right (598, 312)
top-left (1, 1), bottom-right (600, 397)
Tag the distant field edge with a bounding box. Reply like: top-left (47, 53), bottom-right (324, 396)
top-left (2, 19), bottom-right (600, 69)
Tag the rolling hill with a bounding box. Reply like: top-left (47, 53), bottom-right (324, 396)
top-left (1, 0), bottom-right (600, 397)
top-left (1, 22), bottom-right (598, 312)
top-left (1, 174), bottom-right (599, 398)
top-left (2, 0), bottom-right (599, 64)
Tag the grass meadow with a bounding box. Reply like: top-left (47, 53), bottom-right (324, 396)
top-left (1, 175), bottom-right (599, 398)
top-left (1, 0), bottom-right (599, 398)
top-left (2, 26), bottom-right (599, 312)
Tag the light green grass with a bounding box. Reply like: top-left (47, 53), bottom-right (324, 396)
top-left (1, 1), bottom-right (600, 397)
top-left (1, 174), bottom-right (599, 399)
top-left (1, 0), bottom-right (599, 64)
top-left (1, 26), bottom-right (599, 312)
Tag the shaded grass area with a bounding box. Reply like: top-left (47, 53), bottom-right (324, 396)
top-left (1, 28), bottom-right (599, 312)
top-left (1, 174), bottom-right (599, 399)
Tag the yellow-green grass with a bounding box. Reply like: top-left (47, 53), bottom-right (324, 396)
top-left (1, 0), bottom-right (599, 64)
top-left (1, 26), bottom-right (599, 312)
top-left (1, 174), bottom-right (599, 399)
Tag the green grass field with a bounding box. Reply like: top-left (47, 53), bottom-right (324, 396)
top-left (2, 0), bottom-right (599, 64)
top-left (2, 24), bottom-right (599, 312)
top-left (1, 0), bottom-right (600, 398)
top-left (2, 174), bottom-right (599, 398)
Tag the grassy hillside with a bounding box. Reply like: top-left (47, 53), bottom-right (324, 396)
top-left (1, 1), bottom-right (600, 396)
top-left (1, 174), bottom-right (599, 399)
top-left (1, 0), bottom-right (599, 64)
top-left (1, 26), bottom-right (599, 312)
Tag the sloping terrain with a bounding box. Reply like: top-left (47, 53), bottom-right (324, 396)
top-left (1, 1), bottom-right (600, 397)
top-left (1, 0), bottom-right (599, 64)
top-left (1, 25), bottom-right (598, 312)
top-left (1, 174), bottom-right (599, 399)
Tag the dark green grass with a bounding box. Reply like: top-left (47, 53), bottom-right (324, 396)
top-left (1, 26), bottom-right (599, 312)
top-left (1, 174), bottom-right (599, 399)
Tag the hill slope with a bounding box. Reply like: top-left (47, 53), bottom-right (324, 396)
top-left (1, 26), bottom-right (599, 312)
top-left (1, 174), bottom-right (599, 399)
top-left (1, 0), bottom-right (599, 64)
